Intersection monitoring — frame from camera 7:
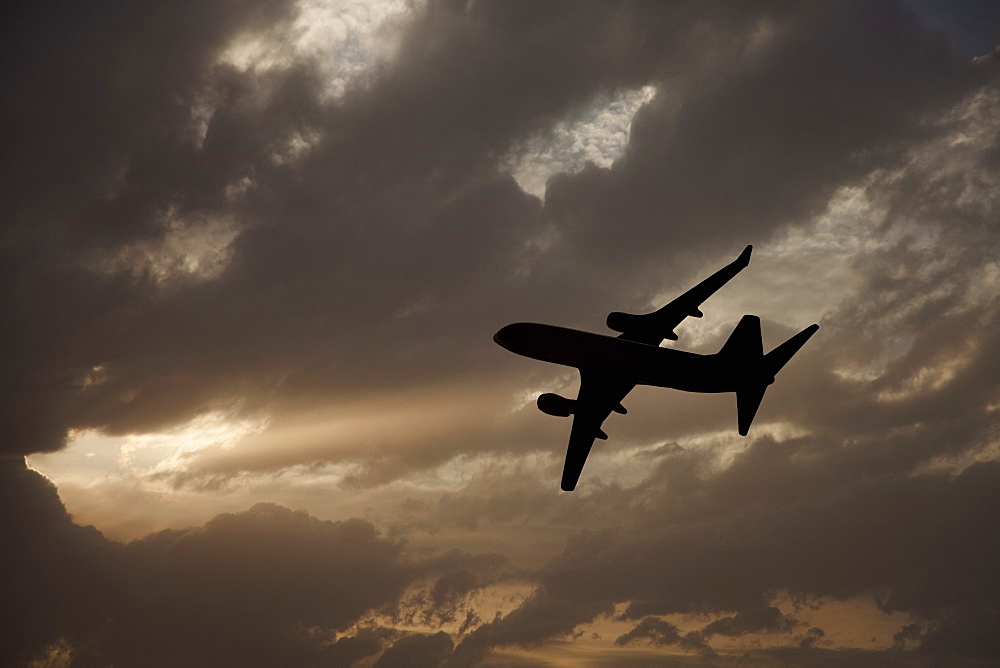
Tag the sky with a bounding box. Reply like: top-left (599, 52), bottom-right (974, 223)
top-left (3, 1), bottom-right (999, 666)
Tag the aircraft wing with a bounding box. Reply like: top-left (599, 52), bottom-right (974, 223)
top-left (607, 245), bottom-right (752, 346)
top-left (560, 369), bottom-right (633, 491)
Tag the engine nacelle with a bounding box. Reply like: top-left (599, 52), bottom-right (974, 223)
top-left (537, 393), bottom-right (575, 417)
top-left (606, 311), bottom-right (643, 333)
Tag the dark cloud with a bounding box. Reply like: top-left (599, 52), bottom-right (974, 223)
top-left (325, 627), bottom-right (399, 667)
top-left (448, 457), bottom-right (1000, 661)
top-left (443, 155), bottom-right (1000, 658)
top-left (1, 0), bottom-right (302, 454)
top-left (917, 611), bottom-right (1000, 660)
top-left (2, 0), bottom-right (798, 461)
top-left (0, 459), bottom-right (506, 666)
top-left (450, 589), bottom-right (615, 666)
top-left (798, 626), bottom-right (826, 649)
top-left (893, 622), bottom-right (924, 650)
top-left (109, 505), bottom-right (417, 665)
top-left (4, 0), bottom-right (990, 483)
top-left (701, 607), bottom-right (801, 637)
top-left (375, 631), bottom-right (454, 668)
top-left (545, 1), bottom-right (975, 266)
top-left (0, 458), bottom-right (123, 666)
top-left (614, 616), bottom-right (682, 647)
top-left (904, 0), bottom-right (1000, 58)
top-left (5, 0), bottom-right (1000, 665)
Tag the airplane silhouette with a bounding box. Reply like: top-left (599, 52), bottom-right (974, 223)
top-left (494, 246), bottom-right (818, 491)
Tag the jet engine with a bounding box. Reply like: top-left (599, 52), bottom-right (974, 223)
top-left (537, 393), bottom-right (575, 417)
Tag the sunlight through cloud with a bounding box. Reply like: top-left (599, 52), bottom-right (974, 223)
top-left (505, 86), bottom-right (657, 199)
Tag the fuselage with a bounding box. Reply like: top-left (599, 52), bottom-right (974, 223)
top-left (494, 322), bottom-right (744, 393)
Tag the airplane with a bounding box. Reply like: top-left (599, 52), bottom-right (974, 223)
top-left (494, 245), bottom-right (818, 491)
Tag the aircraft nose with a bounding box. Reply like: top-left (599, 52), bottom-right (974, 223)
top-left (494, 322), bottom-right (535, 353)
top-left (493, 323), bottom-right (519, 350)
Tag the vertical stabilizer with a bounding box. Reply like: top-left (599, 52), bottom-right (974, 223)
top-left (719, 314), bottom-right (763, 358)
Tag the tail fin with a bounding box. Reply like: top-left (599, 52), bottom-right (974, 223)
top-left (737, 385), bottom-right (768, 436)
top-left (729, 320), bottom-right (819, 436)
top-left (719, 315), bottom-right (763, 358)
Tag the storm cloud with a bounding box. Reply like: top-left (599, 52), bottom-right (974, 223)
top-left (4, 0), bottom-right (1000, 665)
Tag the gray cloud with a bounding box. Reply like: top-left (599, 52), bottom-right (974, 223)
top-left (544, 1), bottom-right (977, 267)
top-left (1, 458), bottom-right (508, 665)
top-left (614, 616), bottom-right (683, 647)
top-left (448, 456), bottom-right (1000, 661)
top-left (701, 607), bottom-right (802, 638)
top-left (2, 0), bottom-right (796, 461)
top-left (0, 459), bottom-right (124, 666)
top-left (5, 0), bottom-right (1000, 665)
top-left (439, 145), bottom-right (1000, 657)
top-left (375, 631), bottom-right (454, 668)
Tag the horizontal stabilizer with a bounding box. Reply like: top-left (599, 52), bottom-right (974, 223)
top-left (596, 429), bottom-right (608, 440)
top-left (765, 324), bottom-right (819, 376)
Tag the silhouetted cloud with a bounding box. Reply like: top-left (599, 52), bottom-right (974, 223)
top-left (375, 631), bottom-right (454, 668)
top-left (798, 626), bottom-right (826, 649)
top-left (701, 607), bottom-right (801, 637)
top-left (0, 459), bottom-right (123, 665)
top-left (0, 459), bottom-right (507, 665)
top-left (614, 617), bottom-right (683, 647)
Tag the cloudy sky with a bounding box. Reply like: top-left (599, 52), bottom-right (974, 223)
top-left (4, 1), bottom-right (1000, 665)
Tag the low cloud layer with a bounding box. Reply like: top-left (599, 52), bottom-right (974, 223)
top-left (2, 459), bottom-right (509, 665)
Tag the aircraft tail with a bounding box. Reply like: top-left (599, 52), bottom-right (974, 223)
top-left (719, 314), bottom-right (764, 358)
top-left (764, 323), bottom-right (820, 377)
top-left (720, 316), bottom-right (818, 435)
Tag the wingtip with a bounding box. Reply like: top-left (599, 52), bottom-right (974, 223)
top-left (737, 244), bottom-right (752, 266)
